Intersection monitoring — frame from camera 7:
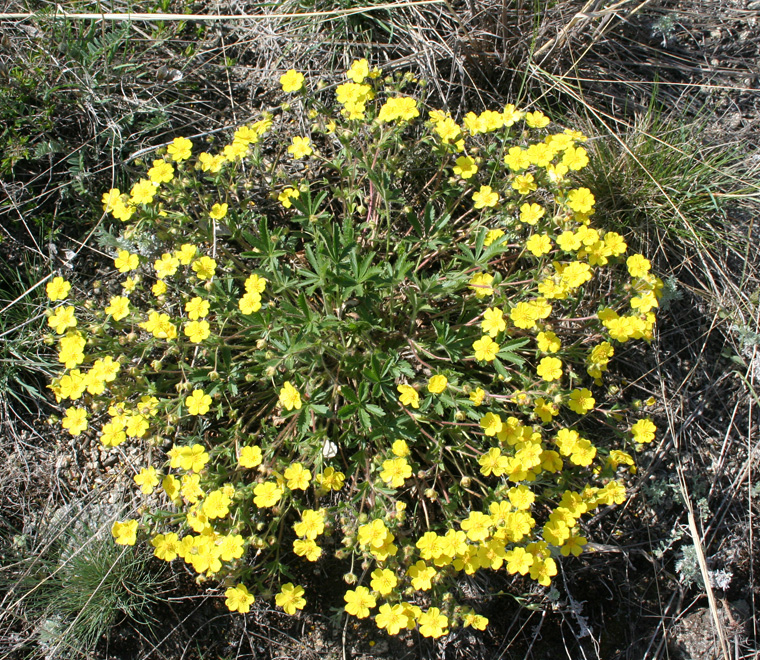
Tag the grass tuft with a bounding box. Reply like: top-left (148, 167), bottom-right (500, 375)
top-left (1, 502), bottom-right (167, 658)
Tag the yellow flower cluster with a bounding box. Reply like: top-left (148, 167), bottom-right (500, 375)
top-left (48, 59), bottom-right (663, 640)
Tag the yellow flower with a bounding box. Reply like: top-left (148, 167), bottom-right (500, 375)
top-left (147, 159), bottom-right (174, 183)
top-left (468, 272), bottom-right (494, 298)
top-left (279, 381), bottom-right (302, 411)
top-left (46, 277), bottom-right (71, 301)
top-left (536, 356), bottom-right (562, 382)
top-left (483, 228), bottom-right (504, 246)
top-left (185, 296), bottom-right (210, 320)
top-left (154, 252), bottom-right (179, 279)
top-left (346, 58), bottom-right (369, 83)
top-left (129, 178), bottom-right (158, 206)
top-left (253, 481), bottom-right (283, 507)
top-left (462, 609), bottom-right (489, 630)
top-left (192, 256), bottom-right (217, 280)
top-left (427, 375), bottom-right (447, 394)
top-left (278, 187), bottom-right (300, 208)
top-left (370, 568), bottom-right (397, 595)
top-left (293, 538), bottom-right (322, 561)
top-left (61, 406), bottom-right (87, 435)
top-left (408, 561), bottom-right (437, 591)
top-left (481, 307), bottom-right (506, 337)
top-left (375, 603), bottom-right (408, 635)
top-left (239, 445), bottom-right (262, 468)
top-left (561, 535), bottom-right (587, 557)
top-left (627, 254), bottom-right (651, 278)
top-left (238, 292), bottom-right (262, 314)
top-left (174, 243), bottom-right (197, 265)
top-left (186, 389), bottom-right (212, 416)
top-left (209, 202), bottom-right (228, 220)
top-left (534, 397), bottom-right (559, 423)
top-left (48, 306), bottom-right (77, 334)
top-left (504, 146), bottom-right (530, 171)
top-left (519, 202), bottom-right (545, 225)
top-left (114, 249), bottom-right (139, 273)
top-left (479, 412), bottom-right (503, 436)
top-left (472, 336), bottom-right (499, 362)
top-left (562, 145), bottom-right (589, 170)
top-left (167, 136), bottom-right (192, 162)
top-left (525, 110), bottom-right (550, 128)
top-left (377, 97), bottom-right (419, 123)
top-left (202, 489), bottom-right (231, 519)
top-left (418, 607), bottom-right (448, 638)
top-left (280, 69), bottom-right (305, 93)
top-left (631, 418), bottom-right (656, 443)
top-left (284, 462), bottom-right (311, 490)
top-left (536, 331), bottom-right (561, 353)
top-left (505, 546), bottom-right (534, 575)
top-left (151, 532), bottom-right (180, 561)
top-left (388, 440), bottom-right (409, 458)
top-left (469, 387), bottom-right (485, 406)
top-left (111, 519), bottom-right (138, 546)
top-left (225, 584), bottom-right (255, 613)
top-left (502, 103), bottom-right (523, 126)
top-left (397, 384), bottom-right (419, 409)
top-left (453, 156), bottom-right (478, 179)
top-left (275, 583), bottom-right (306, 615)
top-left (134, 466), bottom-right (159, 494)
top-left (152, 280), bottom-right (167, 297)
top-left (102, 188), bottom-right (122, 213)
top-left (526, 233), bottom-right (552, 257)
top-left (315, 467), bottom-right (345, 491)
top-left (567, 388), bottom-right (595, 414)
top-left (472, 185), bottom-right (499, 209)
top-left (567, 187), bottom-right (596, 214)
top-left (479, 447), bottom-right (508, 477)
top-left (244, 274), bottom-right (268, 294)
top-left (529, 557), bottom-right (558, 586)
top-left (344, 586), bottom-right (376, 619)
top-left (512, 173), bottom-right (537, 195)
top-left (184, 320), bottom-right (211, 344)
top-left (380, 457), bottom-right (411, 488)
top-left (287, 136), bottom-right (313, 159)
top-left (293, 508), bottom-right (325, 539)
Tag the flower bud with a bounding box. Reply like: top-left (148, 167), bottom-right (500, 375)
top-left (343, 572), bottom-right (357, 585)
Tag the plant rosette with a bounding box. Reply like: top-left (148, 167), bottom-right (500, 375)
top-left (48, 60), bottom-right (662, 638)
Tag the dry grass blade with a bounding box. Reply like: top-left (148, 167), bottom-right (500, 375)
top-left (0, 0), bottom-right (446, 22)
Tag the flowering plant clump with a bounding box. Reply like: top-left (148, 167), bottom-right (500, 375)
top-left (47, 60), bottom-right (662, 638)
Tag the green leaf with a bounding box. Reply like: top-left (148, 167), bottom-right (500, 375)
top-left (364, 404), bottom-right (386, 418)
top-left (337, 404), bottom-right (359, 419)
top-left (309, 404), bottom-right (329, 416)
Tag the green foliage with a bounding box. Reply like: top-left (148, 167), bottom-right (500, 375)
top-left (46, 61), bottom-right (663, 638)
